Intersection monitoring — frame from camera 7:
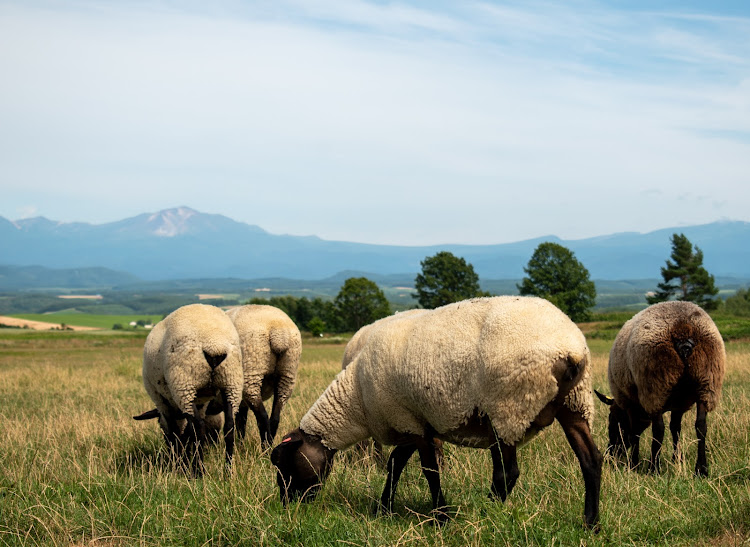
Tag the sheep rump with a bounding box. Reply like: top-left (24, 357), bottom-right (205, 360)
top-left (225, 304), bottom-right (302, 447)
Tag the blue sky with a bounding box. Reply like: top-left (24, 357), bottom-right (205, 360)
top-left (1, 0), bottom-right (749, 245)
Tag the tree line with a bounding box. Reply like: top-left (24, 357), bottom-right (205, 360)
top-left (251, 232), bottom-right (741, 334)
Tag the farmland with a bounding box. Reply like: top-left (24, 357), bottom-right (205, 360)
top-left (0, 330), bottom-right (748, 545)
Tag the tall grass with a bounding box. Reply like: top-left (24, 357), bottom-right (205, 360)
top-left (0, 334), bottom-right (747, 545)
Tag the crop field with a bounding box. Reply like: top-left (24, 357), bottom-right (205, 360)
top-left (0, 332), bottom-right (748, 545)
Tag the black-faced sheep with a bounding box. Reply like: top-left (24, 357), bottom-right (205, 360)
top-left (133, 303), bottom-right (244, 475)
top-left (271, 296), bottom-right (602, 527)
top-left (226, 305), bottom-right (302, 448)
top-left (595, 301), bottom-right (725, 476)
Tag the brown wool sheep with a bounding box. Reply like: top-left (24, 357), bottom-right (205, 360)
top-left (595, 301), bottom-right (725, 476)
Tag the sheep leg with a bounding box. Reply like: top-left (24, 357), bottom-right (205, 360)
top-left (670, 409), bottom-right (685, 464)
top-left (235, 402), bottom-right (249, 439)
top-left (268, 384), bottom-right (284, 445)
top-left (417, 433), bottom-right (448, 523)
top-left (489, 441), bottom-right (519, 501)
top-left (183, 413), bottom-right (206, 478)
top-left (379, 444), bottom-right (417, 514)
top-left (649, 414), bottom-right (665, 474)
top-left (557, 406), bottom-right (603, 529)
top-left (627, 411), bottom-right (650, 470)
top-left (250, 399), bottom-right (273, 449)
top-left (694, 401), bottom-right (709, 477)
top-left (222, 392), bottom-right (235, 470)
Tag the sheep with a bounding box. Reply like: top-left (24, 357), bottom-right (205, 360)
top-left (271, 296), bottom-right (602, 528)
top-left (225, 304), bottom-right (302, 448)
top-left (132, 303), bottom-right (244, 475)
top-left (594, 300), bottom-right (725, 476)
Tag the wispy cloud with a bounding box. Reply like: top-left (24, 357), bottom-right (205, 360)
top-left (0, 1), bottom-right (748, 244)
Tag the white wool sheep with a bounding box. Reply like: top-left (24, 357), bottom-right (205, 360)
top-left (225, 304), bottom-right (302, 448)
top-left (133, 303), bottom-right (244, 474)
top-left (595, 300), bottom-right (725, 476)
top-left (272, 296), bottom-right (601, 527)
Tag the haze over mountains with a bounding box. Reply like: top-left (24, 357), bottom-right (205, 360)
top-left (2, 207), bottom-right (749, 284)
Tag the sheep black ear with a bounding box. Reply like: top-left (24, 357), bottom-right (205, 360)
top-left (271, 429), bottom-right (304, 465)
top-left (133, 408), bottom-right (160, 420)
top-left (594, 390), bottom-right (614, 406)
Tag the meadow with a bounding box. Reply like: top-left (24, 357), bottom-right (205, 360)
top-left (0, 330), bottom-right (748, 546)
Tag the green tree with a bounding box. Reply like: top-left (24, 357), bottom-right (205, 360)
top-left (723, 288), bottom-right (750, 317)
top-left (414, 251), bottom-right (489, 309)
top-left (334, 277), bottom-right (391, 332)
top-left (646, 233), bottom-right (719, 311)
top-left (307, 316), bottom-right (326, 337)
top-left (518, 242), bottom-right (596, 322)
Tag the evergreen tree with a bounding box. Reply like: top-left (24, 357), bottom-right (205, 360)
top-left (414, 251), bottom-right (489, 309)
top-left (647, 233), bottom-right (719, 311)
top-left (518, 242), bottom-right (597, 322)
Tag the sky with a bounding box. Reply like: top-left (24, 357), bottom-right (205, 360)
top-left (1, 0), bottom-right (749, 246)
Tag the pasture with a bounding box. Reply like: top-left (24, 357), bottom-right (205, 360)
top-left (0, 331), bottom-right (748, 545)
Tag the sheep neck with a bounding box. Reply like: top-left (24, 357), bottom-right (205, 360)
top-left (299, 362), bottom-right (370, 450)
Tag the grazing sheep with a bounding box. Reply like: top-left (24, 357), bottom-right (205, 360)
top-left (271, 296), bottom-right (602, 527)
top-left (225, 305), bottom-right (302, 448)
top-left (133, 303), bottom-right (244, 474)
top-left (594, 301), bottom-right (725, 476)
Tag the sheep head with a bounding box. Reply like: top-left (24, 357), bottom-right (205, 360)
top-left (270, 428), bottom-right (336, 505)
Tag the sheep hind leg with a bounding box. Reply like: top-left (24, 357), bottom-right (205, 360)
top-left (250, 399), bottom-right (273, 449)
top-left (557, 406), bottom-right (603, 530)
top-left (694, 402), bottom-right (709, 477)
top-left (378, 444), bottom-right (417, 514)
top-left (649, 414), bottom-right (665, 474)
top-left (489, 441), bottom-right (518, 502)
top-left (627, 412), bottom-right (650, 471)
top-left (222, 391), bottom-right (236, 471)
top-left (268, 385), bottom-right (284, 445)
top-left (235, 403), bottom-right (249, 440)
top-left (183, 413), bottom-right (206, 478)
top-left (417, 431), bottom-right (449, 524)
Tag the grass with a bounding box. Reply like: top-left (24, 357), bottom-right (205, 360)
top-left (9, 314), bottom-right (162, 330)
top-left (0, 333), bottom-right (748, 545)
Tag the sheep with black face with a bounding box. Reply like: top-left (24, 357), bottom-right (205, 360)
top-left (271, 296), bottom-right (602, 528)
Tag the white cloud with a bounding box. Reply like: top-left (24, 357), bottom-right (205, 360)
top-left (0, 1), bottom-right (749, 244)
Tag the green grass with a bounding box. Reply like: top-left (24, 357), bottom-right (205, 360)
top-left (0, 333), bottom-right (747, 545)
top-left (10, 313), bottom-right (162, 329)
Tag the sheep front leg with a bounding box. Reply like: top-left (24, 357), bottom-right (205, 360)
top-left (379, 444), bottom-right (417, 514)
top-left (557, 406), bottom-right (603, 529)
top-left (649, 414), bottom-right (665, 473)
top-left (670, 409), bottom-right (685, 464)
top-left (222, 392), bottom-right (236, 470)
top-left (489, 441), bottom-right (519, 501)
top-left (694, 402), bottom-right (709, 477)
top-left (417, 433), bottom-right (448, 523)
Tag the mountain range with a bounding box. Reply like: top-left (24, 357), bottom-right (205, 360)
top-left (2, 207), bottom-right (749, 284)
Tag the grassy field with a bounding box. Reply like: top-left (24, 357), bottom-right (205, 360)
top-left (0, 332), bottom-right (748, 546)
top-left (8, 314), bottom-right (162, 330)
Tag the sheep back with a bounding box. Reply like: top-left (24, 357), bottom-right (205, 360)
top-left (225, 305), bottom-right (302, 404)
top-left (608, 301), bottom-right (725, 415)
top-left (302, 296), bottom-right (592, 449)
top-left (143, 303), bottom-right (244, 420)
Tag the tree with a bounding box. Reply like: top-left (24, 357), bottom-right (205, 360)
top-left (646, 233), bottom-right (719, 311)
top-left (414, 251), bottom-right (489, 309)
top-left (334, 277), bottom-right (391, 332)
top-left (518, 242), bottom-right (596, 322)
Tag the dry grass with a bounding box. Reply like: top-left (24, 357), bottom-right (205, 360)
top-left (0, 334), bottom-right (748, 545)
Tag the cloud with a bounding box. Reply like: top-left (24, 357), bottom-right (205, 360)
top-left (0, 1), bottom-right (749, 244)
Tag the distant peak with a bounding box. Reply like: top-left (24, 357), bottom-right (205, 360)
top-left (147, 207), bottom-right (199, 237)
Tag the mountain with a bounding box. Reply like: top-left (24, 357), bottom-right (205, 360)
top-left (1, 206), bottom-right (749, 281)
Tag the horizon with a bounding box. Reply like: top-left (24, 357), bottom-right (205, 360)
top-left (2, 1), bottom-right (749, 246)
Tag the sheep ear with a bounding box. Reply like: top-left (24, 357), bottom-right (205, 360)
top-left (133, 408), bottom-right (160, 420)
top-left (594, 390), bottom-right (614, 406)
top-left (271, 429), bottom-right (304, 464)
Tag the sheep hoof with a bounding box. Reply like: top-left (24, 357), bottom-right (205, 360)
top-left (695, 465), bottom-right (708, 478)
top-left (430, 507), bottom-right (451, 526)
